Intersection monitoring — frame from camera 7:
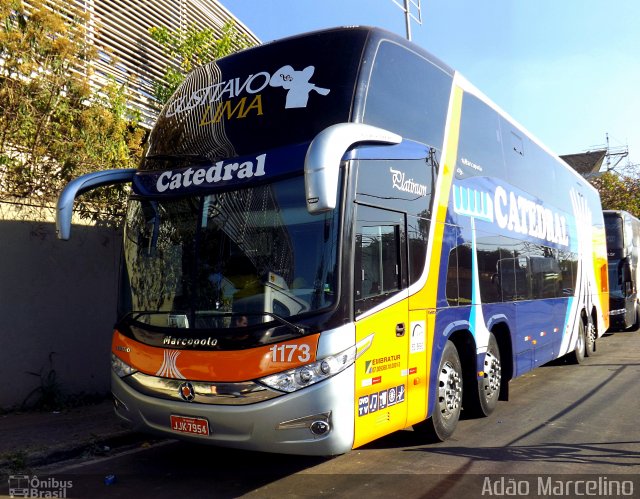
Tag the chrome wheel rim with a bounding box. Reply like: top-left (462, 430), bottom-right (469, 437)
top-left (586, 323), bottom-right (596, 350)
top-left (437, 360), bottom-right (462, 420)
top-left (483, 351), bottom-right (501, 399)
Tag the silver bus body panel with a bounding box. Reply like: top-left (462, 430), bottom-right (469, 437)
top-left (112, 364), bottom-right (356, 456)
top-left (56, 168), bottom-right (136, 240)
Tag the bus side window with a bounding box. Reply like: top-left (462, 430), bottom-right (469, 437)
top-left (446, 245), bottom-right (459, 306)
top-left (354, 205), bottom-right (406, 315)
top-left (476, 232), bottom-right (503, 304)
top-left (363, 40), bottom-right (452, 149)
top-left (503, 122), bottom-right (560, 210)
top-left (456, 93), bottom-right (506, 180)
top-left (455, 243), bottom-right (473, 305)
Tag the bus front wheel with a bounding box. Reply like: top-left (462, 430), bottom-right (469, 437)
top-left (414, 340), bottom-right (462, 442)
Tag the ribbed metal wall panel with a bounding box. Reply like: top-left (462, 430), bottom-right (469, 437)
top-left (84, 0), bottom-right (260, 127)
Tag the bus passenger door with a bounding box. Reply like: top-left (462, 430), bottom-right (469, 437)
top-left (352, 205), bottom-right (409, 448)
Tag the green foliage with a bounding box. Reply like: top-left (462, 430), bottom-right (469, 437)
top-left (0, 0), bottom-right (144, 224)
top-left (149, 20), bottom-right (255, 105)
top-left (589, 171), bottom-right (640, 219)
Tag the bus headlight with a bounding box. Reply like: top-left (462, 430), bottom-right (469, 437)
top-left (259, 345), bottom-right (356, 393)
top-left (111, 353), bottom-right (137, 378)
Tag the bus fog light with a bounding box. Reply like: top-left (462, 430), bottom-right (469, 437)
top-left (277, 412), bottom-right (331, 433)
top-left (310, 420), bottom-right (330, 436)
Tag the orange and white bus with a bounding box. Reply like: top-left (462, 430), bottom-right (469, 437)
top-left (57, 26), bottom-right (608, 455)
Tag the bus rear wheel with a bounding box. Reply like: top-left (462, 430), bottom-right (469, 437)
top-left (568, 318), bottom-right (586, 364)
top-left (585, 321), bottom-right (596, 357)
top-left (626, 305), bottom-right (640, 332)
top-left (414, 340), bottom-right (462, 442)
top-left (466, 332), bottom-right (501, 417)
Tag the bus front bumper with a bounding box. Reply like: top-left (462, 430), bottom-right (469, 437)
top-left (111, 366), bottom-right (355, 456)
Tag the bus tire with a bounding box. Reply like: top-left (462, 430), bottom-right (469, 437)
top-left (585, 321), bottom-right (596, 357)
top-left (568, 318), bottom-right (586, 364)
top-left (627, 305), bottom-right (640, 332)
top-left (466, 332), bottom-right (501, 417)
top-left (413, 340), bottom-right (462, 442)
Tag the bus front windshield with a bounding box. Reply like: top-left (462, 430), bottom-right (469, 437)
top-left (608, 259), bottom-right (624, 299)
top-left (121, 174), bottom-right (340, 329)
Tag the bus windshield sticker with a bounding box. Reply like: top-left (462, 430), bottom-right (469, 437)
top-left (135, 143), bottom-right (310, 196)
top-left (165, 65), bottom-right (331, 119)
top-left (390, 167), bottom-right (428, 197)
top-left (155, 154), bottom-right (266, 193)
top-left (270, 65), bottom-right (330, 108)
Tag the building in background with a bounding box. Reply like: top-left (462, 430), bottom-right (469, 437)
top-left (0, 0), bottom-right (259, 409)
top-left (562, 134), bottom-right (633, 179)
top-left (89, 0), bottom-right (260, 126)
top-left (561, 150), bottom-right (607, 179)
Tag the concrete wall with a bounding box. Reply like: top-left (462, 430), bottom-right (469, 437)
top-left (0, 203), bottom-right (121, 409)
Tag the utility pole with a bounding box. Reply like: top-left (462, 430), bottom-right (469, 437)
top-left (605, 133), bottom-right (629, 172)
top-left (392, 0), bottom-right (423, 41)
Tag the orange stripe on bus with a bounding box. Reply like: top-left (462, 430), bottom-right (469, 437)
top-left (112, 330), bottom-right (320, 382)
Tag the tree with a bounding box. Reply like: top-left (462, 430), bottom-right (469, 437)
top-left (589, 171), bottom-right (640, 219)
top-left (0, 0), bottom-right (144, 223)
top-left (149, 20), bottom-right (255, 106)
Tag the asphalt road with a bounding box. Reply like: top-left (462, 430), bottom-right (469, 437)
top-left (24, 329), bottom-right (640, 498)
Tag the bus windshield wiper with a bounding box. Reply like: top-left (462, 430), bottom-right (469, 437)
top-left (250, 312), bottom-right (306, 335)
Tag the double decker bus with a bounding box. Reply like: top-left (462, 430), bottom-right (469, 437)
top-left (57, 26), bottom-right (608, 455)
top-left (604, 210), bottom-right (640, 331)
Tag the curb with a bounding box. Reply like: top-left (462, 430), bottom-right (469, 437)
top-left (0, 400), bottom-right (163, 475)
top-left (0, 430), bottom-right (153, 475)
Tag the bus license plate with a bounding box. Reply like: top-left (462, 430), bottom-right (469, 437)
top-left (170, 415), bottom-right (210, 436)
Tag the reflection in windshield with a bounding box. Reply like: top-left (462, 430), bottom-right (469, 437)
top-left (608, 258), bottom-right (624, 299)
top-left (121, 175), bottom-right (339, 329)
top-left (604, 216), bottom-right (623, 251)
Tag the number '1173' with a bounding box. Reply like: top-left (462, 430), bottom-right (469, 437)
top-left (269, 344), bottom-right (311, 363)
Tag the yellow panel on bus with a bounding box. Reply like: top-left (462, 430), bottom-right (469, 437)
top-left (353, 299), bottom-right (409, 448)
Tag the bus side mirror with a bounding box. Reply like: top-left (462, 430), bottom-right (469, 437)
top-left (304, 123), bottom-right (401, 214)
top-left (56, 169), bottom-right (136, 240)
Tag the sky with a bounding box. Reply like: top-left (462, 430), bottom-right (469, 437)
top-left (221, 0), bottom-right (640, 171)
